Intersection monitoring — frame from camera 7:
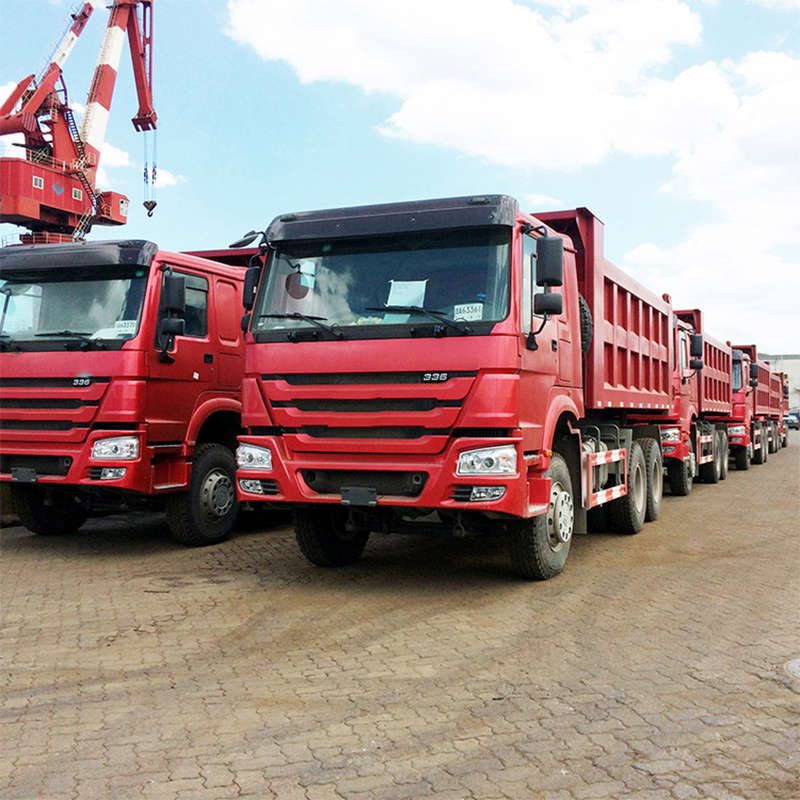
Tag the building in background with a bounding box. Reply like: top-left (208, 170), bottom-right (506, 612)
top-left (762, 353), bottom-right (800, 413)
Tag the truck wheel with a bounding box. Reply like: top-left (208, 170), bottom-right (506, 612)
top-left (509, 453), bottom-right (573, 580)
top-left (718, 431), bottom-right (729, 480)
top-left (295, 505), bottom-right (370, 567)
top-left (10, 484), bottom-right (88, 536)
top-left (734, 443), bottom-right (751, 471)
top-left (640, 437), bottom-right (663, 522)
top-left (578, 294), bottom-right (593, 358)
top-left (166, 443), bottom-right (239, 546)
top-left (667, 457), bottom-right (692, 496)
top-left (608, 441), bottom-right (647, 534)
top-left (699, 431), bottom-right (722, 484)
top-left (752, 424), bottom-right (767, 465)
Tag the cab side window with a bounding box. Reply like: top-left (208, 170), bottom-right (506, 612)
top-left (523, 234), bottom-right (547, 320)
top-left (159, 269), bottom-right (209, 339)
top-left (183, 275), bottom-right (209, 337)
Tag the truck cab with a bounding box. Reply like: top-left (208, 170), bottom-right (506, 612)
top-left (0, 239), bottom-right (245, 544)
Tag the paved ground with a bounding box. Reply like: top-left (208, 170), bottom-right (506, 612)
top-left (1, 435), bottom-right (799, 800)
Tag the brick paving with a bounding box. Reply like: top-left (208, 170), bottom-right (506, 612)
top-left (1, 435), bottom-right (798, 799)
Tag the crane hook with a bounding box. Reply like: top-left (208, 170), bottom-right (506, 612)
top-left (144, 200), bottom-right (157, 218)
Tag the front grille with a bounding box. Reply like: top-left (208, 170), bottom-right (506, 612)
top-left (0, 377), bottom-right (110, 389)
top-left (263, 371), bottom-right (476, 386)
top-left (0, 454), bottom-right (72, 477)
top-left (301, 469), bottom-right (427, 497)
top-left (250, 426), bottom-right (283, 437)
top-left (300, 426), bottom-right (448, 440)
top-left (273, 398), bottom-right (462, 413)
top-left (0, 420), bottom-right (89, 432)
top-left (0, 398), bottom-right (99, 410)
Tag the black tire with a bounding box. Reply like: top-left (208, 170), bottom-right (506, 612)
top-left (667, 456), bottom-right (692, 496)
top-left (770, 423), bottom-right (780, 453)
top-left (782, 427), bottom-right (789, 448)
top-left (734, 443), bottom-right (751, 471)
top-left (718, 431), bottom-right (729, 480)
top-left (295, 505), bottom-right (370, 567)
top-left (166, 443), bottom-right (239, 546)
top-left (509, 452), bottom-right (573, 580)
top-left (608, 441), bottom-right (647, 534)
top-left (578, 294), bottom-right (593, 359)
top-left (699, 430), bottom-right (722, 484)
top-left (752, 424), bottom-right (767, 465)
top-left (640, 437), bottom-right (663, 522)
top-left (10, 484), bottom-right (88, 536)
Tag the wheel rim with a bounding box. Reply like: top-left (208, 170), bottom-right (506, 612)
top-left (199, 468), bottom-right (234, 521)
top-left (651, 456), bottom-right (663, 504)
top-left (632, 461), bottom-right (646, 513)
top-left (547, 480), bottom-right (574, 548)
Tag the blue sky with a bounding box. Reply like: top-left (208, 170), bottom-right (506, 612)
top-left (2, 0), bottom-right (799, 353)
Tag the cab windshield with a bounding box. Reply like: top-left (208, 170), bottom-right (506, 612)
top-left (252, 227), bottom-right (511, 341)
top-left (0, 265), bottom-right (148, 351)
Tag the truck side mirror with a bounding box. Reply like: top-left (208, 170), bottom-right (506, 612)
top-left (160, 317), bottom-right (185, 337)
top-left (690, 358), bottom-right (703, 371)
top-left (533, 292), bottom-right (563, 316)
top-left (162, 272), bottom-right (186, 314)
top-left (536, 236), bottom-right (564, 287)
top-left (750, 379), bottom-right (758, 389)
top-left (242, 266), bottom-right (260, 311)
top-left (690, 333), bottom-right (703, 359)
top-left (749, 362), bottom-right (759, 380)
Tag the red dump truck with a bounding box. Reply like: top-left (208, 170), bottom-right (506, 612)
top-left (0, 239), bottom-right (246, 545)
top-left (728, 344), bottom-right (786, 468)
top-left (654, 309), bottom-right (732, 494)
top-left (235, 195), bottom-right (678, 579)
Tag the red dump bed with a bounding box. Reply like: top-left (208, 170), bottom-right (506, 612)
top-left (536, 208), bottom-right (672, 413)
top-left (675, 309), bottom-right (732, 416)
top-left (768, 371), bottom-right (783, 416)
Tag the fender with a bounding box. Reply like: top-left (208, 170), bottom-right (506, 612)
top-left (185, 394), bottom-right (242, 449)
top-left (540, 387), bottom-right (583, 453)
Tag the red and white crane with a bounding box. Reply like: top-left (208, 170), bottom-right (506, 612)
top-left (0, 0), bottom-right (157, 243)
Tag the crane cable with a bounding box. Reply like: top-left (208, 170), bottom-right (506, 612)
top-left (143, 130), bottom-right (157, 217)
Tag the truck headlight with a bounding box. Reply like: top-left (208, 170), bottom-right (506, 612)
top-left (728, 425), bottom-right (746, 437)
top-left (91, 435), bottom-right (139, 460)
top-left (660, 427), bottom-right (680, 443)
top-left (457, 445), bottom-right (517, 476)
top-left (236, 444), bottom-right (273, 470)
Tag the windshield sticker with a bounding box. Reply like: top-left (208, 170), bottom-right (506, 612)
top-left (454, 303), bottom-right (484, 322)
top-left (114, 320), bottom-right (138, 334)
top-left (385, 280), bottom-right (428, 323)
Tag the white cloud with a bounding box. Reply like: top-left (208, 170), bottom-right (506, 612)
top-left (225, 0), bottom-right (800, 351)
top-left (152, 168), bottom-right (185, 188)
top-left (100, 142), bottom-right (133, 169)
top-left (226, 0), bottom-right (703, 169)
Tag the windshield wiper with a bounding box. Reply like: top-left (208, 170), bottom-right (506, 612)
top-left (367, 305), bottom-right (472, 336)
top-left (35, 330), bottom-right (93, 340)
top-left (258, 313), bottom-right (344, 340)
top-left (0, 334), bottom-right (21, 352)
top-left (34, 330), bottom-right (107, 350)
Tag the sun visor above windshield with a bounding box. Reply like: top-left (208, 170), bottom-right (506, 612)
top-left (0, 240), bottom-right (158, 272)
top-left (266, 195), bottom-right (519, 245)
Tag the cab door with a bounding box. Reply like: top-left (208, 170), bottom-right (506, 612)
top-left (147, 267), bottom-right (215, 444)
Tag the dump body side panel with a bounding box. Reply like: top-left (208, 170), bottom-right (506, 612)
top-left (535, 208), bottom-right (672, 413)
